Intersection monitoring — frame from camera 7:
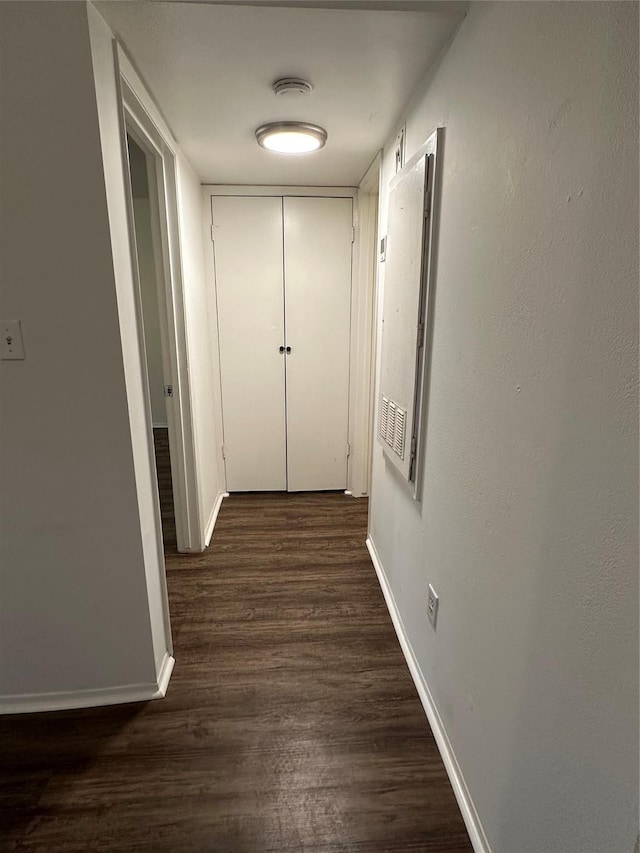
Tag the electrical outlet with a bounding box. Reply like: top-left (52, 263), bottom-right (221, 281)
top-left (427, 584), bottom-right (439, 628)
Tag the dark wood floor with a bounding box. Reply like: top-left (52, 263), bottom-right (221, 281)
top-left (1, 491), bottom-right (472, 852)
top-left (153, 427), bottom-right (177, 549)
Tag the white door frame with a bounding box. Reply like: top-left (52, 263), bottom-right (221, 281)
top-left (203, 183), bottom-right (378, 497)
top-left (118, 64), bottom-right (201, 553)
top-left (350, 155), bottom-right (381, 497)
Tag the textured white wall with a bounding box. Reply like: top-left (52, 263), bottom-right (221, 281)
top-left (0, 1), bottom-right (158, 701)
top-left (369, 3), bottom-right (639, 852)
top-left (176, 155), bottom-right (226, 542)
top-left (88, 3), bottom-right (172, 676)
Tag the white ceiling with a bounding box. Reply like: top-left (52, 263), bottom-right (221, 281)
top-left (96, 1), bottom-right (466, 186)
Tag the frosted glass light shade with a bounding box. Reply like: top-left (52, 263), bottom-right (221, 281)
top-left (255, 122), bottom-right (327, 154)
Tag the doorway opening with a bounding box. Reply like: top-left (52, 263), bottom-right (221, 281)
top-left (126, 134), bottom-right (177, 548)
top-left (119, 67), bottom-right (202, 555)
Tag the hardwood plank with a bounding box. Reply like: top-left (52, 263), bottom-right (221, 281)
top-left (153, 427), bottom-right (176, 548)
top-left (0, 492), bottom-right (472, 852)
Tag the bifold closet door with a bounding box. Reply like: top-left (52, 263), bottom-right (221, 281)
top-left (212, 196), bottom-right (286, 491)
top-left (284, 197), bottom-right (353, 491)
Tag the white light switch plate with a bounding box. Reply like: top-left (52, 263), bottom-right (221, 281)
top-left (1, 320), bottom-right (25, 360)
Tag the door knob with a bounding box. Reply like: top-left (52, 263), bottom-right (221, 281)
top-left (286, 346), bottom-right (292, 353)
top-left (279, 346), bottom-right (285, 353)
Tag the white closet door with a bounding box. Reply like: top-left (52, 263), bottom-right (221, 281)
top-left (212, 196), bottom-right (286, 491)
top-left (284, 197), bottom-right (353, 491)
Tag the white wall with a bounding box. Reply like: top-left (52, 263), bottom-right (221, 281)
top-left (176, 159), bottom-right (226, 543)
top-left (369, 3), bottom-right (638, 852)
top-left (87, 3), bottom-right (172, 677)
top-left (0, 1), bottom-right (161, 707)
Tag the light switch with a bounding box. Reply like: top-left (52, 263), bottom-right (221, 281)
top-left (1, 320), bottom-right (25, 360)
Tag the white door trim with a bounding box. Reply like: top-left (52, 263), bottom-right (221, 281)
top-left (117, 50), bottom-right (201, 553)
top-left (203, 184), bottom-right (379, 497)
top-left (349, 154), bottom-right (381, 496)
top-left (204, 185), bottom-right (357, 198)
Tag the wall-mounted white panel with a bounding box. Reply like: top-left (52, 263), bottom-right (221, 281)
top-left (378, 130), bottom-right (439, 494)
top-left (212, 196), bottom-right (286, 491)
top-left (284, 197), bottom-right (353, 491)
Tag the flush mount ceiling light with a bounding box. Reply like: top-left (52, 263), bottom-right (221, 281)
top-left (255, 122), bottom-right (327, 155)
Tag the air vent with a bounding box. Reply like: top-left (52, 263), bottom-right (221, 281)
top-left (386, 402), bottom-right (396, 446)
top-left (380, 395), bottom-right (389, 440)
top-left (393, 407), bottom-right (406, 459)
top-left (380, 394), bottom-right (406, 459)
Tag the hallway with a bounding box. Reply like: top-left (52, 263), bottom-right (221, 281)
top-left (1, 493), bottom-right (471, 851)
top-left (1, 3), bottom-right (637, 850)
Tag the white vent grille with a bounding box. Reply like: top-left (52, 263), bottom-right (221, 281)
top-left (379, 396), bottom-right (389, 440)
top-left (380, 394), bottom-right (406, 459)
top-left (386, 402), bottom-right (396, 445)
top-left (393, 407), bottom-right (406, 459)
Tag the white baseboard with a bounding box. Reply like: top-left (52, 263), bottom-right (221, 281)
top-left (204, 491), bottom-right (229, 548)
top-left (0, 654), bottom-right (176, 715)
top-left (366, 536), bottom-right (491, 853)
top-left (153, 651), bottom-right (175, 699)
